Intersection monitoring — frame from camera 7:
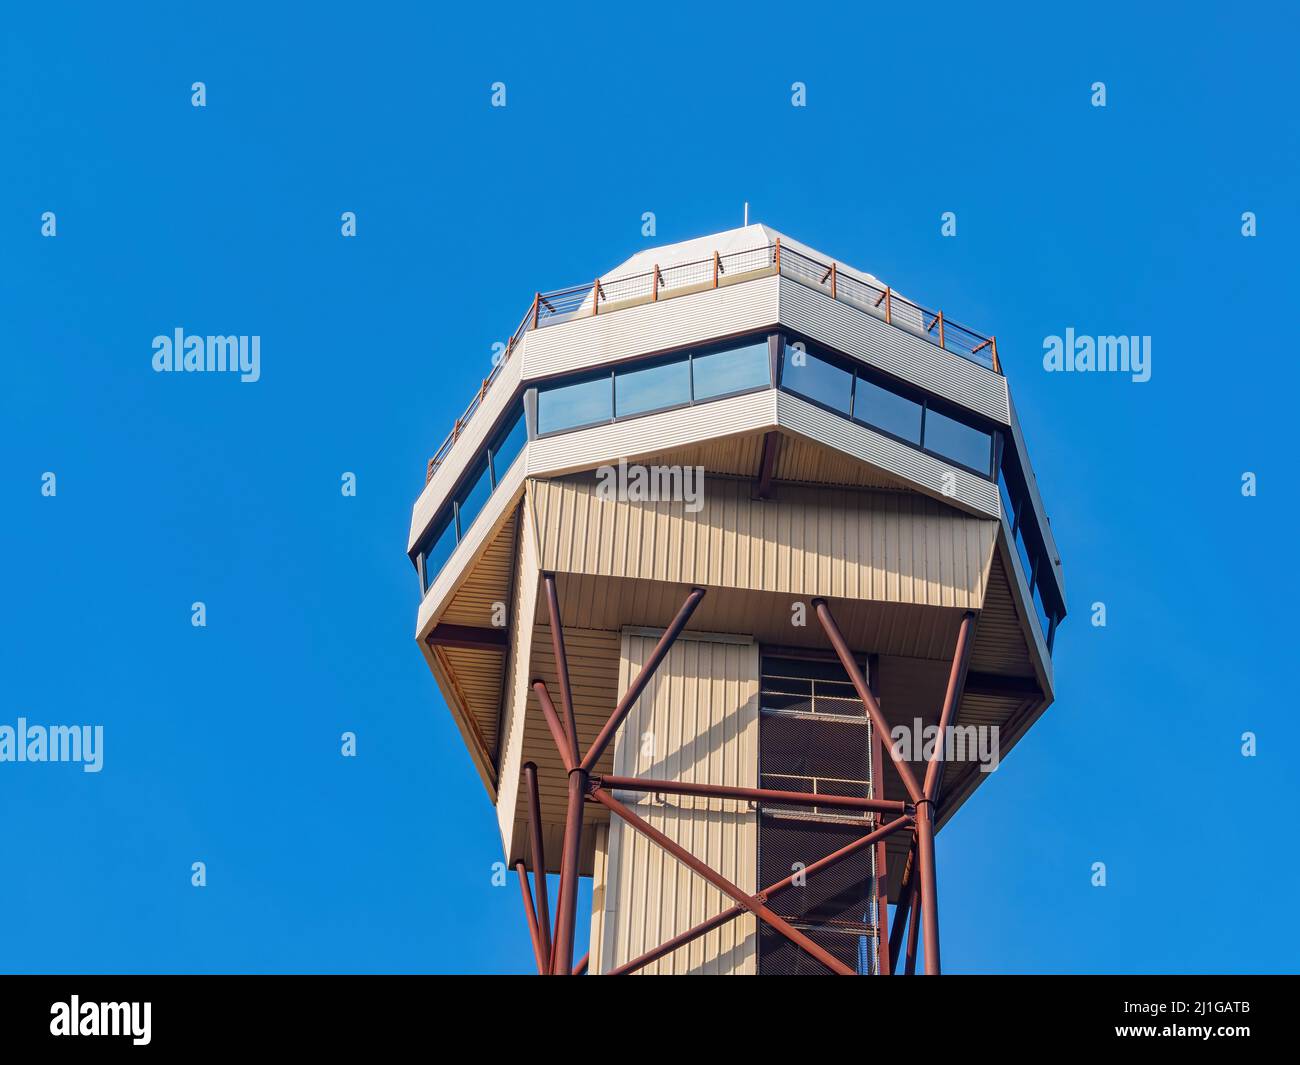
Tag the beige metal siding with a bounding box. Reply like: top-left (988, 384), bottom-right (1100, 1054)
top-left (532, 475), bottom-right (996, 610)
top-left (592, 631), bottom-right (759, 974)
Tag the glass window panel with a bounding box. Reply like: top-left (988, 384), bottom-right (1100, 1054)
top-left (615, 357), bottom-right (690, 417)
top-left (537, 374), bottom-right (612, 434)
top-left (781, 345), bottom-right (852, 415)
top-left (455, 458), bottom-right (492, 538)
top-left (692, 339), bottom-right (770, 400)
top-left (998, 471), bottom-right (1018, 530)
top-left (1032, 573), bottom-right (1052, 638)
top-left (489, 404), bottom-right (527, 483)
top-left (924, 407), bottom-right (992, 474)
top-left (853, 376), bottom-right (922, 444)
top-left (420, 510), bottom-right (456, 592)
top-left (1015, 519), bottom-right (1034, 580)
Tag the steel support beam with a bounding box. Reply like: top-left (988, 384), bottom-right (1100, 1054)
top-left (923, 611), bottom-right (978, 804)
top-left (550, 766), bottom-right (589, 974)
top-left (580, 587), bottom-right (706, 773)
top-left (905, 877), bottom-right (921, 975)
top-left (542, 573), bottom-right (581, 767)
top-left (606, 813), bottom-right (913, 975)
top-left (590, 786), bottom-right (856, 975)
top-left (914, 610), bottom-right (977, 975)
top-left (914, 801), bottom-right (939, 974)
top-left (514, 861), bottom-right (547, 975)
top-left (522, 761), bottom-right (551, 969)
top-left (888, 841), bottom-right (917, 974)
top-left (873, 721), bottom-right (891, 976)
top-left (596, 774), bottom-right (908, 816)
top-left (425, 623), bottom-right (508, 652)
top-left (530, 681), bottom-right (575, 774)
top-left (753, 430), bottom-right (780, 500)
top-left (813, 598), bottom-right (925, 804)
top-left (606, 906), bottom-right (744, 976)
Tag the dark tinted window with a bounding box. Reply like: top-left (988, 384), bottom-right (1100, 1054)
top-left (420, 511), bottom-right (457, 591)
top-left (998, 472), bottom-right (1018, 530)
top-left (1015, 520), bottom-right (1034, 579)
top-left (1032, 573), bottom-right (1052, 638)
top-left (692, 339), bottom-right (770, 399)
top-left (853, 376), bottom-right (922, 444)
top-left (489, 405), bottom-right (527, 483)
top-left (537, 374), bottom-right (612, 434)
top-left (924, 407), bottom-right (992, 474)
top-left (455, 457), bottom-right (492, 537)
top-left (781, 345), bottom-right (852, 414)
top-left (615, 358), bottom-right (690, 417)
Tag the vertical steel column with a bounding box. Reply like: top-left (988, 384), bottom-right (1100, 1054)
top-left (915, 610), bottom-right (977, 976)
top-left (522, 761), bottom-right (552, 968)
top-left (888, 842), bottom-right (916, 974)
top-left (515, 861), bottom-right (547, 975)
top-left (872, 693), bottom-right (891, 975)
top-left (905, 877), bottom-right (921, 975)
top-left (551, 766), bottom-right (588, 974)
top-left (914, 801), bottom-right (939, 974)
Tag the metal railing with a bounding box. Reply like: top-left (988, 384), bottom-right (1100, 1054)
top-left (426, 239), bottom-right (1003, 482)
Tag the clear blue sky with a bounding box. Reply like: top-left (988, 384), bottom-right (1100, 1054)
top-left (2, 2), bottom-right (1295, 974)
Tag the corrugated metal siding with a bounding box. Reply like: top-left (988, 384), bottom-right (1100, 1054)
top-left (777, 391), bottom-right (1000, 518)
top-left (593, 632), bottom-right (760, 974)
top-left (438, 511), bottom-right (516, 626)
top-left (521, 276), bottom-right (780, 381)
top-left (532, 475), bottom-right (996, 610)
top-left (439, 645), bottom-right (504, 756)
top-left (777, 278), bottom-right (1010, 425)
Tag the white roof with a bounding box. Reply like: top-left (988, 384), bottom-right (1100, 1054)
top-left (599, 223), bottom-right (891, 294)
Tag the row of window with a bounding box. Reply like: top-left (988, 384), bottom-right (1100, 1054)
top-left (778, 341), bottom-right (995, 477)
top-left (416, 333), bottom-right (1063, 658)
top-left (536, 336), bottom-right (771, 435)
top-left (417, 403), bottom-right (526, 592)
top-left (998, 457), bottom-right (1062, 649)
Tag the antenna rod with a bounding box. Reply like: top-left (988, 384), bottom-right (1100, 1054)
top-left (744, 201), bottom-right (749, 226)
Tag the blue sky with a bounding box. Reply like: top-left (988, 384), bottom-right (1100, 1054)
top-left (1, 1), bottom-right (1295, 974)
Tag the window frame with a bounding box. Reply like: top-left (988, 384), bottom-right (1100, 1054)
top-left (533, 332), bottom-right (775, 439)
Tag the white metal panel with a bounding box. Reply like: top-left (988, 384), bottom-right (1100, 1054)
top-left (778, 278), bottom-right (1010, 425)
top-left (520, 276), bottom-right (780, 381)
top-left (526, 389), bottom-right (778, 478)
top-left (776, 391), bottom-right (1000, 519)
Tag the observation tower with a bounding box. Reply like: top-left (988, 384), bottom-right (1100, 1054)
top-left (407, 225), bottom-right (1065, 974)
